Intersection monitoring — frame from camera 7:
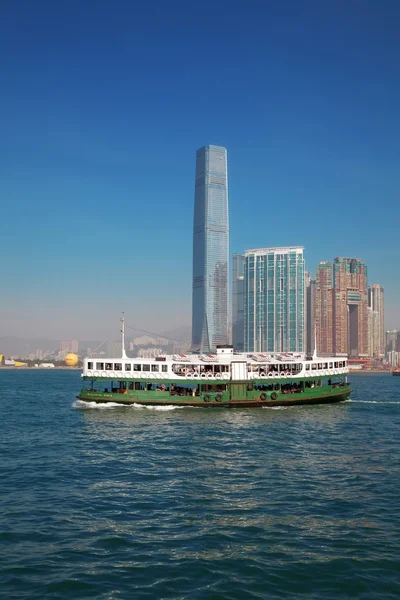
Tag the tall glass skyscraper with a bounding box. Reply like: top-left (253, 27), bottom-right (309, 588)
top-left (232, 254), bottom-right (245, 351)
top-left (244, 247), bottom-right (305, 353)
top-left (192, 145), bottom-right (229, 352)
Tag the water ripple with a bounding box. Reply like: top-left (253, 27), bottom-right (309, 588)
top-left (0, 371), bottom-right (399, 599)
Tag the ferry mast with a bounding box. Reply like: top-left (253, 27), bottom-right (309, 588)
top-left (121, 312), bottom-right (127, 359)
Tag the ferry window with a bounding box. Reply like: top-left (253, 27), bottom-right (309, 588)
top-left (88, 362), bottom-right (93, 369)
top-left (135, 382), bottom-right (141, 390)
top-left (329, 363), bottom-right (333, 368)
top-left (114, 363), bottom-right (122, 371)
top-left (151, 364), bottom-right (159, 372)
top-left (162, 365), bottom-right (168, 372)
top-left (318, 363), bottom-right (322, 369)
top-left (339, 362), bottom-right (343, 368)
top-left (324, 363), bottom-right (328, 369)
top-left (105, 363), bottom-right (112, 370)
top-left (96, 362), bottom-right (104, 370)
top-left (128, 382), bottom-right (134, 390)
top-left (305, 364), bottom-right (310, 370)
top-left (133, 364), bottom-right (141, 371)
top-left (334, 362), bottom-right (338, 368)
top-left (312, 364), bottom-right (317, 370)
top-left (125, 363), bottom-right (131, 371)
top-left (143, 364), bottom-right (150, 372)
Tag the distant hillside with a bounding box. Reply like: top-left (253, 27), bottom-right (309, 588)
top-left (0, 336), bottom-right (101, 357)
top-left (0, 327), bottom-right (191, 357)
top-left (160, 325), bottom-right (191, 343)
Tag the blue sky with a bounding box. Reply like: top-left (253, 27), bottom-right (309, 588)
top-left (1, 0), bottom-right (399, 340)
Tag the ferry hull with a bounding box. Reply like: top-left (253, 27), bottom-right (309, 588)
top-left (77, 387), bottom-right (351, 408)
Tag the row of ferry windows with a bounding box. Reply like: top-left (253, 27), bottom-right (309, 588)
top-left (88, 362), bottom-right (169, 372)
top-left (87, 360), bottom-right (347, 372)
top-left (306, 361), bottom-right (346, 370)
top-left (87, 362), bottom-right (231, 373)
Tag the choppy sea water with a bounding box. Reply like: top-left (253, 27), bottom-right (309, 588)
top-left (1, 371), bottom-right (399, 600)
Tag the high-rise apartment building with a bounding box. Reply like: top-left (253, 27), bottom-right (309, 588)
top-left (305, 271), bottom-right (316, 357)
top-left (385, 329), bottom-right (400, 360)
top-left (244, 247), bottom-right (305, 353)
top-left (333, 257), bottom-right (368, 357)
top-left (315, 261), bottom-right (333, 355)
top-left (232, 254), bottom-right (245, 351)
top-left (59, 340), bottom-right (79, 356)
top-left (192, 145), bottom-right (229, 352)
top-left (368, 284), bottom-right (384, 358)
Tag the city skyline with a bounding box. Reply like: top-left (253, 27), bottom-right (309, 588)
top-left (1, 1), bottom-right (399, 340)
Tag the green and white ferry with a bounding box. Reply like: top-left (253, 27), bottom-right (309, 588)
top-left (77, 319), bottom-right (351, 408)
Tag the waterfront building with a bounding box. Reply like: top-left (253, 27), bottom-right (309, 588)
top-left (387, 350), bottom-right (399, 368)
top-left (385, 329), bottom-right (400, 359)
top-left (333, 257), bottom-right (368, 357)
top-left (315, 262), bottom-right (333, 355)
top-left (305, 271), bottom-right (316, 357)
top-left (367, 307), bottom-right (374, 358)
top-left (368, 284), bottom-right (385, 358)
top-left (232, 254), bottom-right (245, 351)
top-left (244, 247), bottom-right (305, 353)
top-left (192, 145), bottom-right (229, 352)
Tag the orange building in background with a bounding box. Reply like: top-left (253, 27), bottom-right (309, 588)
top-left (333, 258), bottom-right (368, 357)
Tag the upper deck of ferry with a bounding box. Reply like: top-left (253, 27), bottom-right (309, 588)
top-left (83, 346), bottom-right (348, 381)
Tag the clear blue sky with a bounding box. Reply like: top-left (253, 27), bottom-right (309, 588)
top-left (1, 0), bottom-right (399, 340)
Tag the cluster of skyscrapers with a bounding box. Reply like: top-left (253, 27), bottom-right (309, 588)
top-left (306, 261), bottom-right (385, 358)
top-left (191, 145), bottom-right (387, 361)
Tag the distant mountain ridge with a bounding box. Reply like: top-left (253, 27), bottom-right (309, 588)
top-left (0, 326), bottom-right (192, 357)
top-left (159, 325), bottom-right (191, 343)
top-left (0, 336), bottom-right (101, 357)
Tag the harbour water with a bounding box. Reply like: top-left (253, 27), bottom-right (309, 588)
top-left (1, 371), bottom-right (399, 599)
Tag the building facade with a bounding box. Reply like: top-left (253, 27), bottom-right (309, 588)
top-left (368, 284), bottom-right (385, 358)
top-left (385, 329), bottom-right (400, 367)
top-left (333, 257), bottom-right (368, 357)
top-left (315, 261), bottom-right (333, 355)
top-left (192, 145), bottom-right (229, 352)
top-left (305, 271), bottom-right (316, 357)
top-left (244, 247), bottom-right (305, 353)
top-left (232, 253), bottom-right (245, 351)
